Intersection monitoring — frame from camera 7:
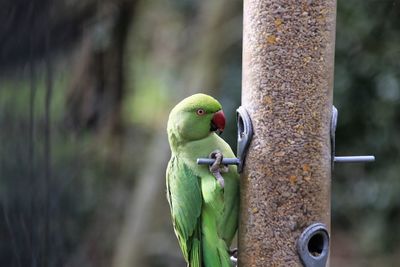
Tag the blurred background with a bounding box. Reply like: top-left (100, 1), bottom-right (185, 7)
top-left (0, 0), bottom-right (399, 266)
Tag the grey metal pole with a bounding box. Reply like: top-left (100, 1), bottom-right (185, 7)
top-left (239, 0), bottom-right (337, 266)
top-left (334, 156), bottom-right (375, 163)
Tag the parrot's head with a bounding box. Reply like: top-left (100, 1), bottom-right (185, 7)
top-left (167, 93), bottom-right (226, 145)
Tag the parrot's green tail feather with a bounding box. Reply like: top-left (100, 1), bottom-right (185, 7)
top-left (189, 238), bottom-right (201, 267)
top-left (218, 247), bottom-right (232, 267)
top-left (202, 237), bottom-right (232, 267)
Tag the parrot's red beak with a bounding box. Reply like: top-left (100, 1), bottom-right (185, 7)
top-left (211, 110), bottom-right (226, 134)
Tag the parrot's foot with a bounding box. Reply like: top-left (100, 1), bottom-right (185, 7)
top-left (230, 248), bottom-right (238, 266)
top-left (208, 150), bottom-right (228, 188)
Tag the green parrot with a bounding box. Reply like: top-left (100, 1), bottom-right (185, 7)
top-left (166, 93), bottom-right (239, 267)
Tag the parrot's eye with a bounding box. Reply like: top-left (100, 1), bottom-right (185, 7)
top-left (196, 109), bottom-right (206, 116)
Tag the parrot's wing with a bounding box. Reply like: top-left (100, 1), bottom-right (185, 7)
top-left (166, 156), bottom-right (202, 266)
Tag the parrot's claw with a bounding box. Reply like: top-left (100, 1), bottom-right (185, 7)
top-left (229, 248), bottom-right (238, 257)
top-left (209, 150), bottom-right (228, 173)
top-left (230, 248), bottom-right (238, 266)
top-left (209, 150), bottom-right (228, 188)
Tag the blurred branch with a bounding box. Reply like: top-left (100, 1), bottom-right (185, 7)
top-left (112, 133), bottom-right (170, 267)
top-left (43, 23), bottom-right (53, 267)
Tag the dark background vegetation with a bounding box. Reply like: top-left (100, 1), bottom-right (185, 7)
top-left (0, 0), bottom-right (399, 266)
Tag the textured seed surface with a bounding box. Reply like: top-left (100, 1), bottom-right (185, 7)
top-left (239, 0), bottom-right (336, 266)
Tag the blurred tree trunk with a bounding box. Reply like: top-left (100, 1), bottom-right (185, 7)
top-left (187, 0), bottom-right (242, 91)
top-left (65, 0), bottom-right (136, 136)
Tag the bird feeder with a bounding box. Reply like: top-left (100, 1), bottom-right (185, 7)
top-left (239, 0), bottom-right (337, 266)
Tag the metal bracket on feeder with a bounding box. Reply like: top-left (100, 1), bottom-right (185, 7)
top-left (331, 106), bottom-right (375, 168)
top-left (297, 223), bottom-right (330, 267)
top-left (197, 106), bottom-right (253, 173)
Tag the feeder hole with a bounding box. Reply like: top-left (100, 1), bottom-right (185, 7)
top-left (307, 232), bottom-right (324, 257)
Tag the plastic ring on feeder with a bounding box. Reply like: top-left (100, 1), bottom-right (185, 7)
top-left (297, 223), bottom-right (329, 267)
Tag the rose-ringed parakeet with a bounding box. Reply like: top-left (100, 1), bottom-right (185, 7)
top-left (166, 94), bottom-right (239, 267)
